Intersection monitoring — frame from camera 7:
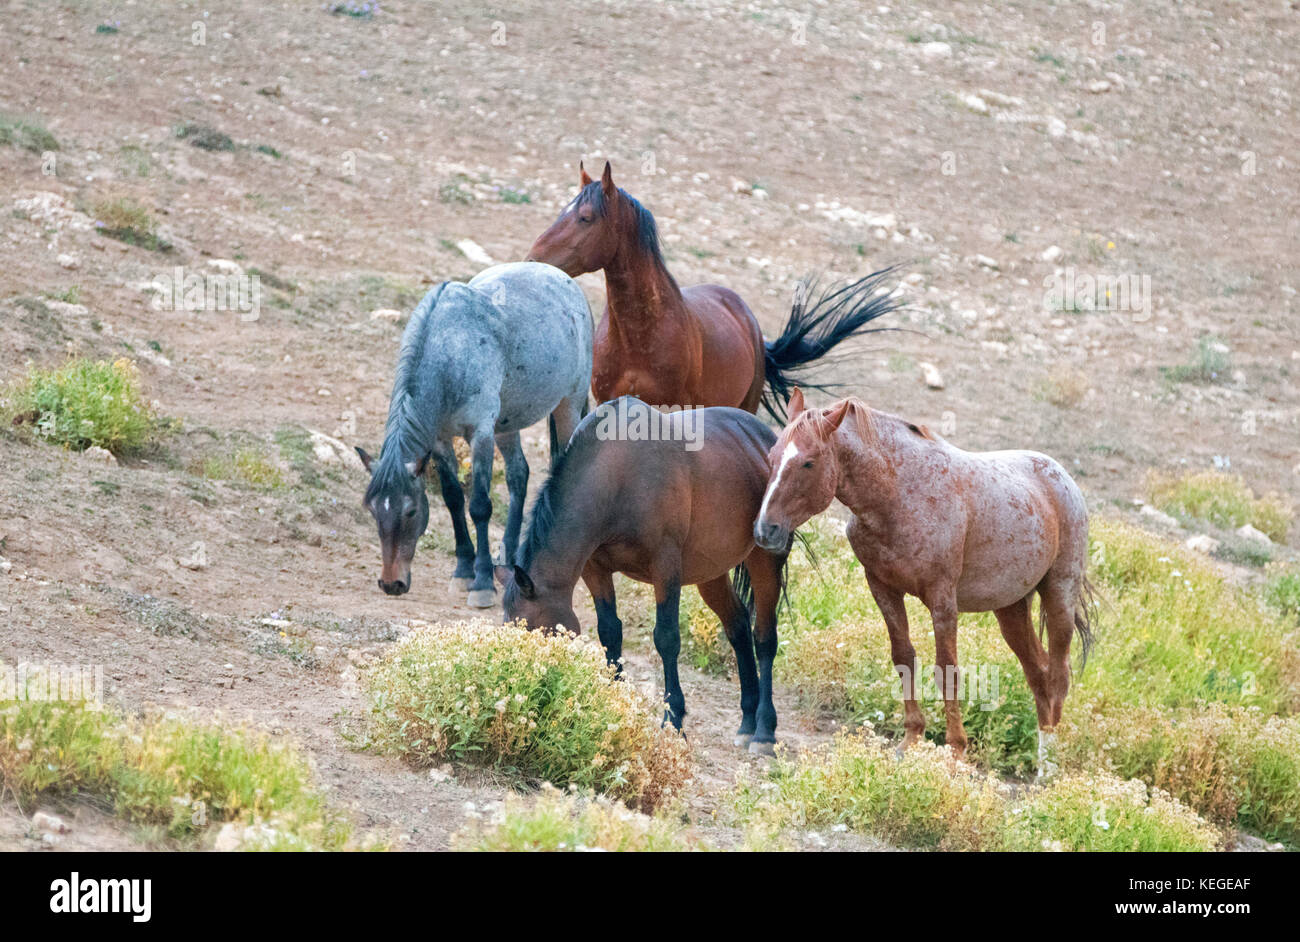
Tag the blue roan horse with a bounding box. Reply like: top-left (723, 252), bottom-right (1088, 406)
top-left (357, 262), bottom-right (593, 607)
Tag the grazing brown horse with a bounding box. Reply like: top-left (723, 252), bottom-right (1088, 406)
top-left (753, 389), bottom-right (1093, 774)
top-left (527, 161), bottom-right (898, 419)
top-left (497, 397), bottom-right (789, 752)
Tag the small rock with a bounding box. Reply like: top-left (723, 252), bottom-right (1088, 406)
top-left (920, 362), bottom-right (945, 389)
top-left (57, 253), bottom-right (80, 270)
top-left (81, 445), bottom-right (117, 466)
top-left (962, 94), bottom-right (989, 114)
top-left (1041, 245), bottom-right (1063, 263)
top-left (1236, 524), bottom-right (1272, 547)
top-left (0, 557), bottom-right (12, 574)
top-left (972, 254), bottom-right (1000, 271)
top-left (1086, 80), bottom-right (1112, 93)
top-left (455, 239), bottom-right (493, 266)
top-left (31, 811), bottom-right (70, 834)
top-left (369, 308), bottom-right (403, 321)
top-left (1185, 534), bottom-right (1220, 555)
top-left (428, 766), bottom-right (452, 783)
top-left (1047, 117), bottom-right (1067, 138)
top-left (214, 822), bottom-right (244, 852)
top-left (921, 41), bottom-right (952, 60)
top-left (978, 89), bottom-right (1025, 108)
top-left (207, 258), bottom-right (244, 275)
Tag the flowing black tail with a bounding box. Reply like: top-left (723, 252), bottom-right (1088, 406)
top-left (761, 268), bottom-right (901, 422)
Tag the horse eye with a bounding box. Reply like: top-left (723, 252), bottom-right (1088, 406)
top-left (802, 460), bottom-right (814, 469)
top-left (405, 508), bottom-right (416, 519)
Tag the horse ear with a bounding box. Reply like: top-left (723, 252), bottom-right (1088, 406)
top-left (355, 447), bottom-right (374, 473)
top-left (579, 161), bottom-right (593, 187)
top-left (823, 399), bottom-right (852, 435)
top-left (513, 565), bottom-right (536, 599)
top-left (601, 161), bottom-right (615, 198)
top-left (406, 452), bottom-right (430, 478)
top-left (788, 387), bottom-right (806, 420)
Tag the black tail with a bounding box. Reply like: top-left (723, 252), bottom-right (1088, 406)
top-left (731, 530), bottom-right (806, 615)
top-left (761, 267), bottom-right (901, 422)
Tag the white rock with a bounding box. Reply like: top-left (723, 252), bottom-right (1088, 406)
top-left (1047, 117), bottom-right (1067, 138)
top-left (973, 254), bottom-right (1000, 270)
top-left (1236, 524), bottom-right (1272, 546)
top-left (1139, 504), bottom-right (1179, 528)
top-left (978, 89), bottom-right (1025, 108)
top-left (1185, 534), bottom-right (1220, 554)
top-left (920, 362), bottom-right (945, 389)
top-left (308, 429), bottom-right (364, 470)
top-left (82, 445), bottom-right (117, 465)
top-left (214, 822), bottom-right (244, 852)
top-left (962, 94), bottom-right (989, 115)
top-left (1086, 80), bottom-right (1112, 93)
top-left (1041, 245), bottom-right (1063, 263)
top-left (31, 811), bottom-right (70, 834)
top-left (921, 41), bottom-right (952, 60)
top-left (369, 308), bottom-right (403, 321)
top-left (57, 253), bottom-right (80, 270)
top-left (455, 239), bottom-right (493, 266)
top-left (207, 258), bottom-right (244, 275)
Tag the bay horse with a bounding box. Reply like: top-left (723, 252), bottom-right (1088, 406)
top-left (496, 397), bottom-right (790, 753)
top-left (356, 262), bottom-right (592, 608)
top-left (753, 389), bottom-right (1094, 775)
top-left (526, 161), bottom-right (898, 419)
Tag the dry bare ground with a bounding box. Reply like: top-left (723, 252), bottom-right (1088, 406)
top-left (0, 0), bottom-right (1296, 850)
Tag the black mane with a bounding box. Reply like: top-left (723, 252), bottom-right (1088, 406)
top-left (569, 181), bottom-right (673, 276)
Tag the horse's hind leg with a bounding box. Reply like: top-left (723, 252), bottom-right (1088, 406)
top-left (866, 575), bottom-right (926, 752)
top-left (432, 445), bottom-right (475, 591)
top-left (548, 393), bottom-right (585, 468)
top-left (497, 431), bottom-right (528, 566)
top-left (993, 596), bottom-right (1052, 731)
top-left (465, 422), bottom-right (498, 608)
top-left (1039, 576), bottom-right (1080, 730)
top-left (698, 573), bottom-right (760, 748)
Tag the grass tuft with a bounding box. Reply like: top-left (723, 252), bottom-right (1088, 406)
top-left (0, 112), bottom-right (59, 152)
top-left (1145, 469), bottom-right (1292, 542)
top-left (362, 619), bottom-right (691, 811)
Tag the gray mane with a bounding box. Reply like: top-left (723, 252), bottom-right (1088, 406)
top-left (365, 284), bottom-right (447, 500)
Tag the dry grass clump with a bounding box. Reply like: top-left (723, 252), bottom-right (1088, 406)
top-left (363, 619), bottom-right (691, 811)
top-left (1145, 469), bottom-right (1293, 542)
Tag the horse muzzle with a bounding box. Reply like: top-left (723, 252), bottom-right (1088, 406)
top-left (378, 576), bottom-right (410, 596)
top-left (753, 520), bottom-right (788, 552)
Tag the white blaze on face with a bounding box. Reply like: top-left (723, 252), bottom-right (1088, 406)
top-left (758, 441), bottom-right (800, 529)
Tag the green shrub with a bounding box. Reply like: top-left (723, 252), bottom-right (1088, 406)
top-left (1162, 336), bottom-right (1231, 384)
top-left (92, 196), bottom-right (170, 251)
top-left (200, 447), bottom-right (285, 488)
top-left (0, 113), bottom-right (58, 152)
top-left (7, 357), bottom-right (154, 453)
top-left (1264, 569), bottom-right (1300, 621)
top-left (453, 785), bottom-right (707, 851)
top-left (1145, 469), bottom-right (1292, 541)
top-left (729, 732), bottom-right (1219, 852)
top-left (0, 693), bottom-right (358, 849)
top-left (362, 619), bottom-right (692, 811)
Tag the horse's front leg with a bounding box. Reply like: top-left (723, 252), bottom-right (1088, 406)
top-left (866, 574), bottom-right (926, 753)
top-left (652, 576), bottom-right (686, 732)
top-left (432, 445), bottom-right (475, 591)
top-left (923, 587), bottom-right (968, 760)
top-left (582, 565), bottom-right (623, 673)
top-left (497, 431), bottom-right (528, 567)
top-left (465, 422), bottom-right (498, 608)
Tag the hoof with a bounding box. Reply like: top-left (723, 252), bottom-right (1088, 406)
top-left (450, 576), bottom-right (473, 592)
top-left (748, 740), bottom-right (777, 757)
top-left (466, 588), bottom-right (496, 609)
top-left (733, 733), bottom-right (753, 749)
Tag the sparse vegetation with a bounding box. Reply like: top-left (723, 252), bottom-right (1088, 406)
top-left (363, 619), bottom-right (691, 811)
top-left (1162, 336), bottom-right (1232, 385)
top-left (175, 122), bottom-right (235, 152)
top-left (453, 785), bottom-right (708, 851)
top-left (5, 358), bottom-right (154, 454)
top-left (0, 112), bottom-right (59, 152)
top-left (729, 733), bottom-right (1219, 852)
top-left (0, 691), bottom-right (360, 849)
top-left (1036, 367), bottom-right (1089, 408)
top-left (200, 447), bottom-right (286, 489)
top-left (92, 196), bottom-right (170, 252)
top-left (1145, 470), bottom-right (1292, 542)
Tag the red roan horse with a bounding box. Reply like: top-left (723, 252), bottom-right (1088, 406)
top-left (753, 389), bottom-right (1094, 775)
top-left (528, 161), bottom-right (898, 418)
